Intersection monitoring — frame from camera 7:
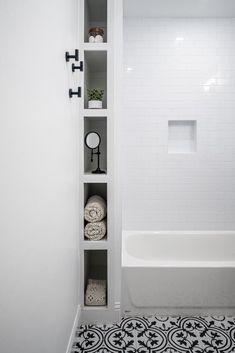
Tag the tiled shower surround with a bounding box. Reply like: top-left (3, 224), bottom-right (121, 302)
top-left (122, 18), bottom-right (235, 230)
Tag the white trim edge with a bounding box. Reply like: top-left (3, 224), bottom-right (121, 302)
top-left (65, 305), bottom-right (81, 353)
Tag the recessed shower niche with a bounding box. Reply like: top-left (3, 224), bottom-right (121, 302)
top-left (84, 0), bottom-right (107, 43)
top-left (84, 51), bottom-right (107, 109)
top-left (168, 120), bottom-right (197, 154)
top-left (84, 117), bottom-right (107, 174)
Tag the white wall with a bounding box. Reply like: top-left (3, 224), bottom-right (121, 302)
top-left (122, 18), bottom-right (235, 230)
top-left (0, 1), bottom-right (79, 353)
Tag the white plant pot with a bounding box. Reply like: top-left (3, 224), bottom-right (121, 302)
top-left (88, 100), bottom-right (102, 109)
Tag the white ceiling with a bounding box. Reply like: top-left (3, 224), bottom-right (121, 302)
top-left (124, 0), bottom-right (235, 18)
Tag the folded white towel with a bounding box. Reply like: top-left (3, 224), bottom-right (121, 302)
top-left (84, 219), bottom-right (106, 241)
top-left (84, 195), bottom-right (106, 223)
top-left (85, 279), bottom-right (106, 306)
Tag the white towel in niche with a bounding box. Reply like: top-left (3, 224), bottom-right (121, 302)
top-left (84, 219), bottom-right (107, 241)
top-left (84, 195), bottom-right (107, 222)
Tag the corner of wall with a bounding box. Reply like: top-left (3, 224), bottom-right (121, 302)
top-left (65, 305), bottom-right (81, 353)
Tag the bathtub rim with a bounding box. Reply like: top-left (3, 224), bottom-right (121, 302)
top-left (122, 230), bottom-right (235, 268)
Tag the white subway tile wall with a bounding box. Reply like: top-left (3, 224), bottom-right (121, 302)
top-left (122, 18), bottom-right (235, 230)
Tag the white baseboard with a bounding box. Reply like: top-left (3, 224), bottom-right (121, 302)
top-left (65, 305), bottom-right (81, 353)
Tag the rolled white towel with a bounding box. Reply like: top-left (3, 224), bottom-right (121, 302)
top-left (84, 195), bottom-right (106, 223)
top-left (84, 219), bottom-right (107, 241)
top-left (85, 279), bottom-right (106, 306)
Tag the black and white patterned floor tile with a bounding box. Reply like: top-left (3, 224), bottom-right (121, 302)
top-left (72, 316), bottom-right (235, 353)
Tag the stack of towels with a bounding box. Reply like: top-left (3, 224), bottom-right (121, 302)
top-left (85, 279), bottom-right (107, 306)
top-left (84, 195), bottom-right (107, 241)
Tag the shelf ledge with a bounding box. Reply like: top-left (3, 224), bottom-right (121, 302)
top-left (83, 305), bottom-right (108, 311)
top-left (82, 43), bottom-right (109, 51)
top-left (82, 240), bottom-right (108, 250)
top-left (82, 174), bottom-right (108, 183)
top-left (83, 109), bottom-right (108, 117)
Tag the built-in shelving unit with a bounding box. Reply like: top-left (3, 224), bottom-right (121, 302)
top-left (78, 0), bottom-right (122, 324)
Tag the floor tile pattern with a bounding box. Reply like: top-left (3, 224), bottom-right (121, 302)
top-left (72, 316), bottom-right (235, 353)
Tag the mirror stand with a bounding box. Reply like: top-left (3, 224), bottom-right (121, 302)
top-left (84, 131), bottom-right (106, 174)
top-left (91, 145), bottom-right (105, 174)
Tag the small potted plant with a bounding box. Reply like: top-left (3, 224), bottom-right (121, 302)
top-left (87, 88), bottom-right (104, 109)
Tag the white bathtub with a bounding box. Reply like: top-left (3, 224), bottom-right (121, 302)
top-left (122, 231), bottom-right (235, 316)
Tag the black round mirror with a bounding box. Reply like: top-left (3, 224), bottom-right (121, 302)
top-left (85, 132), bottom-right (101, 149)
top-left (84, 131), bottom-right (105, 174)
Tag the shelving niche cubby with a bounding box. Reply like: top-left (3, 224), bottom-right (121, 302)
top-left (78, 0), bottom-right (122, 324)
top-left (84, 183), bottom-right (107, 238)
top-left (84, 250), bottom-right (108, 307)
top-left (84, 0), bottom-right (107, 43)
top-left (84, 51), bottom-right (107, 109)
top-left (84, 117), bottom-right (107, 174)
